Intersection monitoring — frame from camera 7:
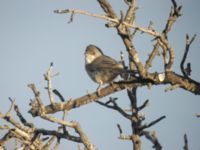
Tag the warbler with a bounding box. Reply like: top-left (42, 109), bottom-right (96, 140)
top-left (85, 44), bottom-right (127, 94)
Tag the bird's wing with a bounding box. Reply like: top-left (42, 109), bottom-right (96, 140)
top-left (90, 56), bottom-right (123, 71)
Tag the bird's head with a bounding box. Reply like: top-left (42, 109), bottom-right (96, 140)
top-left (85, 45), bottom-right (103, 64)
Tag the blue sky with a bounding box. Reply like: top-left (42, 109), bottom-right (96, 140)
top-left (0, 0), bottom-right (200, 149)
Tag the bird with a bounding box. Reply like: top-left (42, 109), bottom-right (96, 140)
top-left (84, 44), bottom-right (128, 95)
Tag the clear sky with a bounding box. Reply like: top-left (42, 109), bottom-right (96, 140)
top-left (0, 0), bottom-right (200, 149)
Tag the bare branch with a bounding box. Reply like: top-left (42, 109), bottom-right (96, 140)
top-left (54, 9), bottom-right (117, 23)
top-left (96, 97), bottom-right (132, 120)
top-left (171, 0), bottom-right (177, 8)
top-left (44, 63), bottom-right (56, 104)
top-left (0, 131), bottom-right (12, 146)
top-left (38, 112), bottom-right (95, 150)
top-left (117, 124), bottom-right (123, 135)
top-left (180, 34), bottom-right (197, 79)
top-left (183, 134), bottom-right (189, 150)
top-left (54, 6), bottom-right (176, 74)
top-left (68, 10), bottom-right (75, 24)
top-left (28, 83), bottom-right (44, 107)
top-left (158, 37), bottom-right (175, 71)
top-left (137, 99), bottom-right (149, 111)
top-left (118, 135), bottom-right (132, 140)
top-left (29, 81), bottom-right (142, 116)
top-left (42, 128), bottom-right (61, 149)
top-left (52, 139), bottom-right (60, 150)
top-left (124, 0), bottom-right (137, 23)
top-left (162, 0), bottom-right (182, 37)
top-left (1, 1), bottom-right (200, 149)
top-left (6, 98), bottom-right (15, 117)
top-left (74, 123), bottom-right (96, 150)
top-left (8, 98), bottom-right (34, 128)
top-left (140, 116), bottom-right (166, 130)
top-left (36, 128), bottom-right (81, 143)
top-left (54, 8), bottom-right (161, 37)
top-left (145, 41), bottom-right (160, 70)
top-left (143, 131), bottom-right (162, 150)
top-left (164, 84), bottom-right (181, 92)
top-left (97, 0), bottom-right (118, 19)
top-left (53, 89), bottom-right (65, 102)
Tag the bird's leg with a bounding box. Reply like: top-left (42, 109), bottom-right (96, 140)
top-left (96, 83), bottom-right (102, 96)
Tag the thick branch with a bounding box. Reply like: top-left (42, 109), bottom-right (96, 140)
top-left (29, 81), bottom-right (141, 116)
top-left (164, 71), bottom-right (200, 94)
top-left (29, 70), bottom-right (200, 117)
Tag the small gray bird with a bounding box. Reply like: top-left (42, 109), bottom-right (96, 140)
top-left (85, 44), bottom-right (125, 94)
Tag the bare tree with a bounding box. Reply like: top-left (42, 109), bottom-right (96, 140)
top-left (0, 0), bottom-right (199, 150)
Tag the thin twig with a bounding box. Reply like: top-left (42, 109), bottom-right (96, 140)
top-left (137, 99), bottom-right (149, 111)
top-left (145, 41), bottom-right (160, 70)
top-left (183, 134), bottom-right (189, 150)
top-left (143, 131), bottom-right (162, 150)
top-left (140, 116), bottom-right (166, 130)
top-left (162, 0), bottom-right (182, 37)
top-left (180, 34), bottom-right (197, 79)
top-left (96, 98), bottom-right (132, 120)
top-left (8, 97), bottom-right (34, 128)
top-left (53, 89), bottom-right (65, 102)
top-left (44, 63), bottom-right (55, 104)
top-left (54, 8), bottom-right (160, 37)
top-left (117, 124), bottom-right (123, 135)
top-left (68, 10), bottom-right (75, 23)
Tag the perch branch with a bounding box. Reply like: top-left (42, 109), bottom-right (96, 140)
top-left (29, 70), bottom-right (200, 117)
top-left (29, 80), bottom-right (142, 116)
